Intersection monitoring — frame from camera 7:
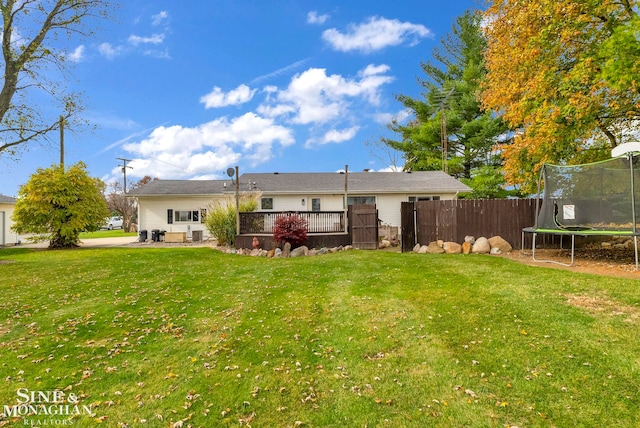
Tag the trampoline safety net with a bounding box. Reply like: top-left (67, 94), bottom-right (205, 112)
top-left (536, 155), bottom-right (640, 234)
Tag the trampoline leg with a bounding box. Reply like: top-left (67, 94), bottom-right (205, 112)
top-left (570, 234), bottom-right (575, 266)
top-left (532, 232), bottom-right (575, 267)
top-left (635, 236), bottom-right (639, 271)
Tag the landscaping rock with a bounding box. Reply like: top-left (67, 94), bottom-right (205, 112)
top-left (267, 248), bottom-right (275, 258)
top-left (317, 247), bottom-right (329, 255)
top-left (274, 248), bottom-right (282, 258)
top-left (250, 248), bottom-right (261, 257)
top-left (462, 241), bottom-right (472, 254)
top-left (472, 237), bottom-right (490, 254)
top-left (464, 235), bottom-right (476, 244)
top-left (283, 242), bottom-right (291, 258)
top-left (413, 243), bottom-right (422, 253)
top-left (427, 241), bottom-right (445, 254)
top-left (379, 239), bottom-right (391, 249)
top-left (344, 245), bottom-right (353, 251)
top-left (490, 247), bottom-right (502, 255)
top-left (443, 241), bottom-right (462, 254)
top-left (488, 236), bottom-right (512, 253)
top-left (418, 245), bottom-right (428, 254)
top-left (290, 246), bottom-right (309, 257)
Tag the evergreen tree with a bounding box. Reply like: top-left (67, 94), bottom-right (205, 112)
top-left (383, 11), bottom-right (512, 198)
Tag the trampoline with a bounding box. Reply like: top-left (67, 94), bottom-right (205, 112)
top-left (522, 143), bottom-right (640, 268)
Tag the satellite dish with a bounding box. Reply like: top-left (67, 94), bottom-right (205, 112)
top-left (226, 167), bottom-right (235, 177)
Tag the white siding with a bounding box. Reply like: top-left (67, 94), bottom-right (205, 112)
top-left (262, 194), bottom-right (344, 212)
top-left (0, 203), bottom-right (28, 245)
top-left (137, 196), bottom-right (229, 240)
top-left (264, 192), bottom-right (458, 227)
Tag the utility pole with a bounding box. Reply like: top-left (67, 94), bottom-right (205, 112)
top-left (235, 165), bottom-right (240, 236)
top-left (117, 158), bottom-right (133, 231)
top-left (117, 158), bottom-right (133, 193)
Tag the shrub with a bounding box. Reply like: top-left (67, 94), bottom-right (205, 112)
top-left (273, 214), bottom-right (308, 247)
top-left (204, 202), bottom-right (236, 246)
top-left (204, 193), bottom-right (260, 246)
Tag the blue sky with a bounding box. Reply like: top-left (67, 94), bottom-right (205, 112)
top-left (0, 0), bottom-right (481, 197)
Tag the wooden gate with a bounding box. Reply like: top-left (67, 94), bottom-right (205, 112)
top-left (401, 202), bottom-right (416, 252)
top-left (349, 204), bottom-right (378, 249)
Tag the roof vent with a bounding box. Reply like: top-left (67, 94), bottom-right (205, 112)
top-left (274, 172), bottom-right (279, 174)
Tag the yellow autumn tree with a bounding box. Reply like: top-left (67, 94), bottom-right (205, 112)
top-left (482, 0), bottom-right (640, 193)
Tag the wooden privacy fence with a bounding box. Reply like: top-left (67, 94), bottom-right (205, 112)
top-left (402, 199), bottom-right (543, 252)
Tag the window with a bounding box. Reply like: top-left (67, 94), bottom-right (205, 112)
top-left (172, 210), bottom-right (203, 223)
top-left (347, 196), bottom-right (375, 205)
top-left (311, 198), bottom-right (321, 212)
top-left (261, 197), bottom-right (273, 210)
top-left (409, 196), bottom-right (440, 202)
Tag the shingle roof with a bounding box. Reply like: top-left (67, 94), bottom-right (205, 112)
top-left (0, 194), bottom-right (16, 203)
top-left (126, 179), bottom-right (230, 196)
top-left (241, 171), bottom-right (471, 194)
top-left (126, 171), bottom-right (471, 196)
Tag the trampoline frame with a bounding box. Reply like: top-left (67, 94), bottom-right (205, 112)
top-left (522, 152), bottom-right (640, 269)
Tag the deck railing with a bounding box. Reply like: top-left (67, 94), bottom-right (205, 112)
top-left (239, 211), bottom-right (346, 234)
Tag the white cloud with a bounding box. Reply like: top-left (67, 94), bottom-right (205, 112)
top-left (200, 84), bottom-right (257, 108)
top-left (128, 33), bottom-right (165, 46)
top-left (257, 64), bottom-right (394, 125)
top-left (68, 45), bottom-right (85, 62)
top-left (122, 113), bottom-right (294, 178)
top-left (307, 11), bottom-right (330, 25)
top-left (152, 11), bottom-right (169, 26)
top-left (305, 126), bottom-right (360, 148)
top-left (98, 42), bottom-right (121, 59)
top-left (322, 16), bottom-right (432, 53)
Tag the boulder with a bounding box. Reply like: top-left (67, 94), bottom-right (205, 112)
top-left (443, 241), bottom-right (462, 254)
top-left (274, 248), bottom-right (282, 258)
top-left (413, 243), bottom-right (422, 253)
top-left (427, 241), bottom-right (445, 254)
top-left (343, 245), bottom-right (353, 251)
top-left (488, 236), bottom-right (512, 253)
top-left (464, 235), bottom-right (476, 244)
top-left (317, 247), bottom-right (329, 255)
top-left (418, 245), bottom-right (429, 254)
top-left (462, 241), bottom-right (472, 254)
top-left (290, 246), bottom-right (309, 257)
top-left (283, 242), bottom-right (291, 258)
top-left (490, 247), bottom-right (502, 255)
top-left (471, 237), bottom-right (490, 254)
top-left (267, 248), bottom-right (276, 258)
top-left (379, 239), bottom-right (391, 249)
top-left (250, 248), bottom-right (261, 257)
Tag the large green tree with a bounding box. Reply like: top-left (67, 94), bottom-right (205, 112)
top-left (482, 0), bottom-right (640, 193)
top-left (0, 0), bottom-right (111, 157)
top-left (383, 11), bottom-right (510, 198)
top-left (11, 162), bottom-right (110, 248)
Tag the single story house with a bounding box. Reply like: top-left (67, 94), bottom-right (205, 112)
top-left (127, 171), bottom-right (471, 241)
top-left (0, 194), bottom-right (18, 246)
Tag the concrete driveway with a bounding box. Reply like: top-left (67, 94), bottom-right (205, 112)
top-left (14, 236), bottom-right (139, 249)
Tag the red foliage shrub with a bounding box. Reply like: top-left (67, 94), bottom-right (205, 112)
top-left (273, 214), bottom-right (308, 247)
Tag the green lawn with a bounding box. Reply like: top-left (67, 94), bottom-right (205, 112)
top-left (0, 247), bottom-right (639, 427)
